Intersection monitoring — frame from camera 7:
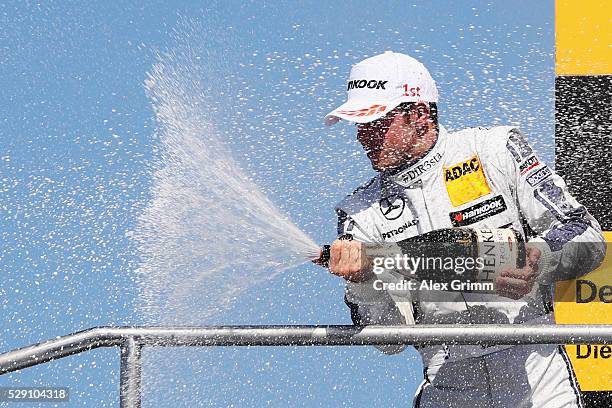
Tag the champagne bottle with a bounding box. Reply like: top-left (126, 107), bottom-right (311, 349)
top-left (317, 228), bottom-right (525, 289)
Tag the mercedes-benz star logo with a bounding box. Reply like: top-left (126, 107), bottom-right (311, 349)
top-left (379, 195), bottom-right (405, 220)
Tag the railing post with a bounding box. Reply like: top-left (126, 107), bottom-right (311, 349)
top-left (120, 337), bottom-right (142, 408)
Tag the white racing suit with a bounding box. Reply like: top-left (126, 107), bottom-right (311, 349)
top-left (336, 126), bottom-right (606, 407)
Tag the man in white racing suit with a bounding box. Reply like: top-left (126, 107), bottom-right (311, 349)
top-left (321, 51), bottom-right (606, 407)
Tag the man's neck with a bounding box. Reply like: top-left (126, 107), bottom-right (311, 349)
top-left (384, 127), bottom-right (439, 175)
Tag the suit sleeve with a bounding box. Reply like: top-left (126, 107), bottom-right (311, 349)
top-left (336, 208), bottom-right (413, 354)
top-left (503, 128), bottom-right (606, 284)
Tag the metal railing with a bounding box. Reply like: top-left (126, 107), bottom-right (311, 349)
top-left (1, 324), bottom-right (612, 407)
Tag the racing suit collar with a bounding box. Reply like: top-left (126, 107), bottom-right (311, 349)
top-left (383, 125), bottom-right (447, 188)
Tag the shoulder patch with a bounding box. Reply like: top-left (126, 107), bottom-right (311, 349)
top-left (526, 166), bottom-right (552, 187)
top-left (518, 155), bottom-right (540, 175)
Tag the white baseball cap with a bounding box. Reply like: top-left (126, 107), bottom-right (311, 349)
top-left (324, 51), bottom-right (438, 126)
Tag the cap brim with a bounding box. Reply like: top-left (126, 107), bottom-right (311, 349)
top-left (324, 99), bottom-right (401, 126)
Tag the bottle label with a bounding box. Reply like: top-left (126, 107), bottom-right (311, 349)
top-left (473, 228), bottom-right (520, 286)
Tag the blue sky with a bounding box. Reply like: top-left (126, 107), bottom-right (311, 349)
top-left (0, 1), bottom-right (554, 407)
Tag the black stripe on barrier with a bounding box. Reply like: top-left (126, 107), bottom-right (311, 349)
top-left (555, 75), bottom-right (612, 230)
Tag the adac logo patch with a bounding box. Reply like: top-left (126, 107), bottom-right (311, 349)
top-left (450, 195), bottom-right (507, 227)
top-left (444, 155), bottom-right (491, 207)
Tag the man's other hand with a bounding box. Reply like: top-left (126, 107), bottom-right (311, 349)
top-left (495, 244), bottom-right (542, 299)
top-left (329, 239), bottom-right (370, 282)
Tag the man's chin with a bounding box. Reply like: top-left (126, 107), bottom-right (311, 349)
top-left (371, 161), bottom-right (384, 172)
top-left (371, 160), bottom-right (400, 172)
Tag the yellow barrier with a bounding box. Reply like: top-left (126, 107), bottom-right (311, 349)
top-left (555, 232), bottom-right (612, 391)
top-left (556, 0), bottom-right (612, 75)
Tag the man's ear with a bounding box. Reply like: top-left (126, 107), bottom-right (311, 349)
top-left (414, 102), bottom-right (430, 123)
top-left (413, 103), bottom-right (431, 136)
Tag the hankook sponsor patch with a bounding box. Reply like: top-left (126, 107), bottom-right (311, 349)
top-left (450, 195), bottom-right (507, 227)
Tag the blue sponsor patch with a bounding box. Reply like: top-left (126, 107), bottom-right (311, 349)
top-left (526, 166), bottom-right (552, 187)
